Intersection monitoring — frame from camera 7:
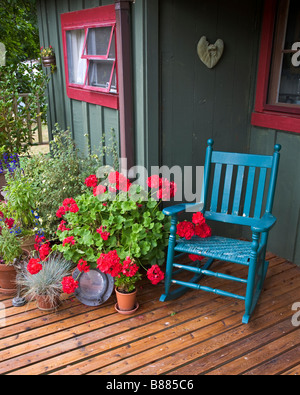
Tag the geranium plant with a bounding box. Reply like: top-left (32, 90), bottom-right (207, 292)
top-left (40, 45), bottom-right (55, 57)
top-left (176, 211), bottom-right (212, 262)
top-left (54, 170), bottom-right (174, 294)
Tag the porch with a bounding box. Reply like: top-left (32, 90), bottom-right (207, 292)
top-left (0, 252), bottom-right (299, 376)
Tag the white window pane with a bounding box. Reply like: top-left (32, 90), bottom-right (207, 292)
top-left (66, 29), bottom-right (87, 85)
top-left (85, 27), bottom-right (113, 56)
top-left (278, 0), bottom-right (300, 105)
top-left (88, 60), bottom-right (114, 89)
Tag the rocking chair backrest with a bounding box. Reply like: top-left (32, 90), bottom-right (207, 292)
top-left (202, 139), bottom-right (281, 226)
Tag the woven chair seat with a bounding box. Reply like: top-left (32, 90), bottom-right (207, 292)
top-left (175, 236), bottom-right (252, 265)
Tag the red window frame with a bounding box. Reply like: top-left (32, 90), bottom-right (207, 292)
top-left (251, 0), bottom-right (300, 134)
top-left (61, 5), bottom-right (119, 109)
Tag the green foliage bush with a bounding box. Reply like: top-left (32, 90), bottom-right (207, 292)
top-left (0, 62), bottom-right (49, 155)
top-left (21, 125), bottom-right (108, 238)
top-left (54, 173), bottom-right (170, 268)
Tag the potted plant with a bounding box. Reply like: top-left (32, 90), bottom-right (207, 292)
top-left (17, 252), bottom-right (73, 311)
top-left (40, 45), bottom-right (56, 70)
top-left (98, 252), bottom-right (142, 313)
top-left (55, 171), bottom-right (171, 309)
top-left (54, 170), bottom-right (173, 271)
top-left (0, 220), bottom-right (25, 294)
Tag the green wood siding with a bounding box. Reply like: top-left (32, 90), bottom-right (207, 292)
top-left (249, 128), bottom-right (300, 265)
top-left (37, 0), bottom-right (119, 163)
top-left (158, 0), bottom-right (263, 239)
top-left (37, 0), bottom-right (300, 264)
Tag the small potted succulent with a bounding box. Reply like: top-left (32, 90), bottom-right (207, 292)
top-left (17, 252), bottom-right (73, 311)
top-left (40, 45), bottom-right (56, 69)
top-left (0, 219), bottom-right (25, 295)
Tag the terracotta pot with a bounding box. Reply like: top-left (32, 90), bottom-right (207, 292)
top-left (21, 235), bottom-right (36, 252)
top-left (0, 263), bottom-right (17, 295)
top-left (115, 288), bottom-right (139, 314)
top-left (41, 55), bottom-right (56, 67)
top-left (35, 294), bottom-right (60, 311)
top-left (0, 172), bottom-right (6, 201)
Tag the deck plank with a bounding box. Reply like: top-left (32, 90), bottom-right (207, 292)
top-left (0, 255), bottom-right (299, 375)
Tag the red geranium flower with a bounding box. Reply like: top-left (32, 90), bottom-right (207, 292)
top-left (93, 184), bottom-right (106, 196)
top-left (147, 175), bottom-right (162, 189)
top-left (27, 258), bottom-right (43, 275)
top-left (97, 250), bottom-right (122, 277)
top-left (147, 264), bottom-right (165, 285)
top-left (62, 236), bottom-right (75, 247)
top-left (121, 256), bottom-right (139, 277)
top-left (108, 171), bottom-right (131, 192)
top-left (4, 218), bottom-right (14, 229)
top-left (39, 242), bottom-right (51, 261)
top-left (189, 254), bottom-right (204, 262)
top-left (96, 225), bottom-right (110, 240)
top-left (192, 212), bottom-right (206, 226)
top-left (62, 276), bottom-right (79, 294)
top-left (62, 198), bottom-right (76, 206)
top-left (85, 174), bottom-right (98, 188)
top-left (56, 206), bottom-right (66, 218)
top-left (194, 222), bottom-right (212, 238)
top-left (176, 221), bottom-right (195, 240)
top-left (58, 220), bottom-right (70, 232)
top-left (77, 259), bottom-right (90, 273)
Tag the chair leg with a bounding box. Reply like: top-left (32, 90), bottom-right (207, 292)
top-left (160, 215), bottom-right (178, 302)
top-left (243, 232), bottom-right (267, 324)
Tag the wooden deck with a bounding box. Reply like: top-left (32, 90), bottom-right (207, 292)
top-left (0, 252), bottom-right (300, 376)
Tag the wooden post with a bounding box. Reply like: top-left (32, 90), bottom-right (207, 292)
top-left (114, 0), bottom-right (135, 172)
top-left (0, 43), bottom-right (6, 67)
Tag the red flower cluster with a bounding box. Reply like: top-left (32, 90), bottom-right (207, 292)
top-left (147, 175), bottom-right (177, 200)
top-left (34, 235), bottom-right (52, 262)
top-left (120, 256), bottom-right (139, 278)
top-left (62, 276), bottom-right (79, 294)
top-left (85, 174), bottom-right (98, 188)
top-left (177, 212), bottom-right (211, 240)
top-left (27, 258), bottom-right (43, 275)
top-left (62, 236), bottom-right (75, 247)
top-left (4, 217), bottom-right (14, 229)
top-left (58, 220), bottom-right (70, 232)
top-left (77, 259), bottom-right (90, 273)
top-left (108, 171), bottom-right (131, 192)
top-left (97, 250), bottom-right (122, 277)
top-left (39, 242), bottom-right (51, 261)
top-left (176, 221), bottom-right (195, 240)
top-left (189, 254), bottom-right (204, 262)
top-left (0, 212), bottom-right (15, 234)
top-left (146, 264), bottom-right (165, 285)
top-left (56, 198), bottom-right (79, 218)
top-left (93, 184), bottom-right (106, 196)
top-left (96, 225), bottom-right (110, 240)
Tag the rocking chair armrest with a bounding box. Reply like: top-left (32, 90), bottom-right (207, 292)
top-left (251, 213), bottom-right (277, 233)
top-left (163, 202), bottom-right (204, 217)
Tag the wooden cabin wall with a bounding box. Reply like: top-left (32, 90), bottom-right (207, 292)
top-left (249, 128), bottom-right (300, 265)
top-left (155, 0), bottom-right (264, 238)
top-left (36, 0), bottom-right (119, 163)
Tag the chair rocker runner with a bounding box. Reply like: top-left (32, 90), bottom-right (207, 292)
top-left (160, 139), bottom-right (281, 324)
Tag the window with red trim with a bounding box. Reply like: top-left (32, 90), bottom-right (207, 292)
top-left (61, 5), bottom-right (118, 109)
top-left (251, 0), bottom-right (300, 133)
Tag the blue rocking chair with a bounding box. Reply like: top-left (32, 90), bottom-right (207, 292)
top-left (160, 139), bottom-right (281, 323)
